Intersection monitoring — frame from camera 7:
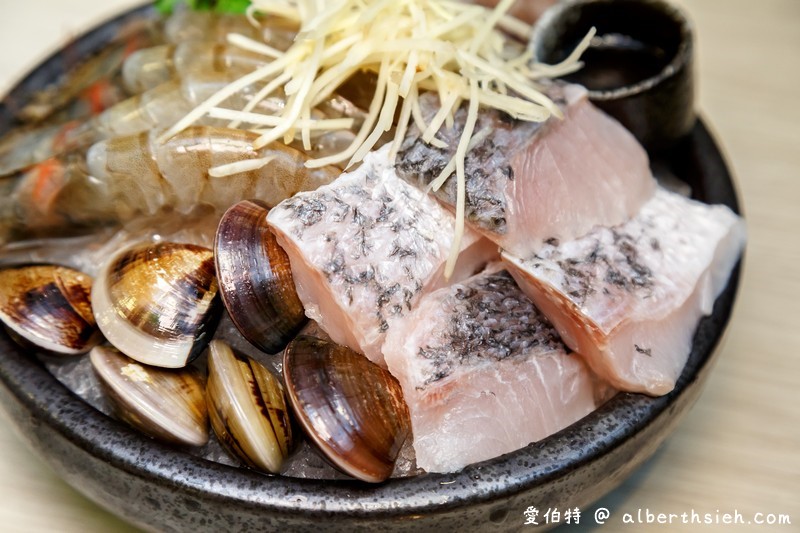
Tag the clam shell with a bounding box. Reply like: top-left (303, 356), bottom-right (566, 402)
top-left (214, 200), bottom-right (306, 354)
top-left (92, 241), bottom-right (222, 368)
top-left (283, 336), bottom-right (411, 483)
top-left (206, 340), bottom-right (293, 474)
top-left (0, 264), bottom-right (101, 355)
top-left (90, 345), bottom-right (209, 446)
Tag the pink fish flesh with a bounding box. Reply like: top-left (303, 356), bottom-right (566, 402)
top-left (395, 83), bottom-right (656, 258)
top-left (503, 188), bottom-right (746, 395)
top-left (472, 0), bottom-right (558, 24)
top-left (383, 264), bottom-right (612, 473)
top-left (267, 146), bottom-right (498, 366)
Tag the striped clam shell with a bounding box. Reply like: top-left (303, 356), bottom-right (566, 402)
top-left (283, 336), bottom-right (411, 483)
top-left (206, 340), bottom-right (293, 474)
top-left (0, 264), bottom-right (101, 355)
top-left (214, 200), bottom-right (306, 354)
top-left (92, 241), bottom-right (222, 368)
top-left (90, 345), bottom-right (209, 447)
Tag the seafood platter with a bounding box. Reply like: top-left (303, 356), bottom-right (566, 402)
top-left (0, 0), bottom-right (744, 531)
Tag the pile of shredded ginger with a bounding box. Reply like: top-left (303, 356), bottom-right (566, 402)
top-left (159, 0), bottom-right (593, 277)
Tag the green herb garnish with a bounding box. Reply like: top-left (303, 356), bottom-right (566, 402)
top-left (155, 0), bottom-right (250, 15)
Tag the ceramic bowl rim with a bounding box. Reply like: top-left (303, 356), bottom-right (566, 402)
top-left (0, 1), bottom-right (742, 522)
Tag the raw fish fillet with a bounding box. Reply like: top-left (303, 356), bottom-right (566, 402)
top-left (396, 84), bottom-right (656, 257)
top-left (473, 0), bottom-right (557, 24)
top-left (383, 264), bottom-right (611, 473)
top-left (267, 146), bottom-right (498, 366)
top-left (503, 188), bottom-right (746, 395)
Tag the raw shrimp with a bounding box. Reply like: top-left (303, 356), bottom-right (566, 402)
top-left (0, 76), bottom-right (219, 177)
top-left (0, 121), bottom-right (94, 178)
top-left (0, 71), bottom-right (367, 176)
top-left (164, 5), bottom-right (297, 48)
top-left (1, 126), bottom-right (340, 241)
top-left (12, 18), bottom-right (161, 124)
top-left (121, 41), bottom-right (272, 94)
top-left (122, 6), bottom-right (299, 94)
top-left (27, 76), bottom-right (128, 125)
top-left (1, 73), bottom-right (242, 176)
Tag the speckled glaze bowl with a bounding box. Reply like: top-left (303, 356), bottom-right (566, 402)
top-left (0, 4), bottom-right (742, 532)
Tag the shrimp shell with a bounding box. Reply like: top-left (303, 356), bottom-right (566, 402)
top-left (164, 6), bottom-right (297, 49)
top-left (122, 8), bottom-right (299, 95)
top-left (14, 18), bottom-right (162, 124)
top-left (2, 126), bottom-right (340, 239)
top-left (0, 76), bottom-right (213, 176)
top-left (122, 42), bottom-right (270, 94)
top-left (21, 76), bottom-right (129, 129)
top-left (0, 121), bottom-right (95, 178)
top-left (90, 126), bottom-right (340, 214)
top-left (0, 70), bottom-right (368, 177)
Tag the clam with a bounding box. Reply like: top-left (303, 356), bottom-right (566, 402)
top-left (214, 200), bottom-right (306, 354)
top-left (206, 340), bottom-right (293, 474)
top-left (92, 241), bottom-right (222, 368)
top-left (283, 336), bottom-right (411, 483)
top-left (90, 345), bottom-right (209, 446)
top-left (0, 264), bottom-right (101, 355)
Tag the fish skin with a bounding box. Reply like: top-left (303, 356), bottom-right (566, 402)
top-left (267, 146), bottom-right (498, 366)
top-left (395, 83), bottom-right (656, 257)
top-left (503, 187), bottom-right (746, 396)
top-left (383, 264), bottom-right (612, 474)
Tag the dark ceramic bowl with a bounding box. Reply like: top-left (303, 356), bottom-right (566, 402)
top-left (0, 4), bottom-right (742, 532)
top-left (531, 0), bottom-right (695, 153)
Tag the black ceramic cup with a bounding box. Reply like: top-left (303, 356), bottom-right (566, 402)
top-left (531, 0), bottom-right (695, 153)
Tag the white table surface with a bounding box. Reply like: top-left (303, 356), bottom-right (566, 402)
top-left (0, 1), bottom-right (798, 531)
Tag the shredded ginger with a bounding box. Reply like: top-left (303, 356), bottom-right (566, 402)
top-left (159, 0), bottom-right (593, 278)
